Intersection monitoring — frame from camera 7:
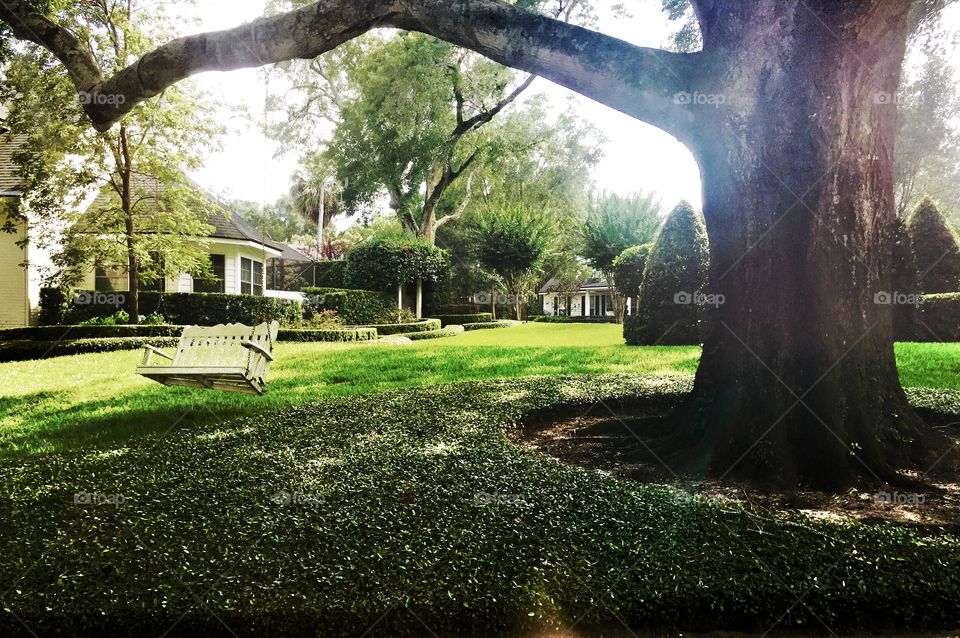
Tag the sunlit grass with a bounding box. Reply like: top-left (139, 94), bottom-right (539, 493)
top-left (0, 323), bottom-right (955, 455)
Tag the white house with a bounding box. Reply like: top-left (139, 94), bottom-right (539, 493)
top-left (0, 132), bottom-right (303, 326)
top-left (538, 275), bottom-right (633, 319)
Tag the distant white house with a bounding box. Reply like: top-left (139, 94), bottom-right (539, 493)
top-left (538, 275), bottom-right (633, 319)
top-left (0, 132), bottom-right (306, 326)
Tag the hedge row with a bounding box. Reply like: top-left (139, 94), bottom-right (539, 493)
top-left (301, 287), bottom-right (394, 326)
top-left (405, 325), bottom-right (466, 340)
top-left (43, 289), bottom-right (303, 326)
top-left (428, 313), bottom-right (492, 327)
top-left (915, 293), bottom-right (960, 341)
top-left (355, 318), bottom-right (441, 335)
top-left (278, 328), bottom-right (378, 342)
top-left (0, 325), bottom-right (183, 342)
top-left (462, 320), bottom-right (522, 331)
top-left (0, 337), bottom-right (180, 363)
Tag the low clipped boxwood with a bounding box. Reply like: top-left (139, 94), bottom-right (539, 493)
top-left (302, 287), bottom-right (393, 326)
top-left (462, 320), bottom-right (521, 331)
top-left (278, 328), bottom-right (378, 342)
top-left (0, 337), bottom-right (179, 363)
top-left (355, 318), bottom-right (441, 335)
top-left (916, 293), bottom-right (960, 341)
top-left (428, 313), bottom-right (492, 327)
top-left (0, 325), bottom-right (183, 342)
top-left (530, 315), bottom-right (571, 323)
top-left (406, 325), bottom-right (466, 340)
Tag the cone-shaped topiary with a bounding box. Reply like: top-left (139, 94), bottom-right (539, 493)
top-left (892, 215), bottom-right (920, 340)
top-left (625, 201), bottom-right (710, 345)
top-left (906, 197), bottom-right (960, 294)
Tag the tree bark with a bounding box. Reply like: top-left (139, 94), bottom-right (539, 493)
top-left (671, 0), bottom-right (933, 488)
top-left (119, 126), bottom-right (139, 325)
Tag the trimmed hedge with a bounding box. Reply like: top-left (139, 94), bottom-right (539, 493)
top-left (302, 287), bottom-right (393, 326)
top-left (0, 325), bottom-right (183, 342)
top-left (405, 325), bottom-right (466, 340)
top-left (915, 293), bottom-right (960, 341)
top-left (355, 318), bottom-right (441, 335)
top-left (313, 260), bottom-right (347, 289)
top-left (54, 290), bottom-right (303, 326)
top-left (0, 337), bottom-right (179, 363)
top-left (462, 320), bottom-right (522, 331)
top-left (428, 313), bottom-right (493, 327)
top-left (278, 328), bottom-right (378, 342)
top-left (531, 315), bottom-right (571, 323)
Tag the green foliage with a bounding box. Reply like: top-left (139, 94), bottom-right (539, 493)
top-left (583, 191), bottom-right (662, 274)
top-left (0, 325), bottom-right (182, 341)
top-left (276, 328), bottom-right (378, 343)
top-left (225, 198), bottom-right (314, 244)
top-left (916, 293), bottom-right (960, 341)
top-left (344, 235), bottom-right (449, 290)
top-left (1, 374), bottom-right (959, 633)
top-left (355, 319), bottom-right (442, 335)
top-left (613, 243), bottom-right (653, 299)
top-left (301, 287), bottom-right (394, 326)
top-left (462, 320), bottom-right (522, 331)
top-left (63, 292), bottom-right (302, 327)
top-left (0, 336), bottom-right (179, 363)
top-left (907, 197), bottom-right (960, 293)
top-left (37, 286), bottom-right (71, 325)
top-left (627, 201), bottom-right (710, 345)
top-left (893, 216), bottom-right (921, 339)
top-left (429, 313), bottom-right (493, 327)
top-left (313, 261), bottom-right (347, 288)
top-left (405, 325), bottom-right (466, 340)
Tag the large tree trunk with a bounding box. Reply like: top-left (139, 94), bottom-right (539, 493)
top-left (674, 1), bottom-right (930, 488)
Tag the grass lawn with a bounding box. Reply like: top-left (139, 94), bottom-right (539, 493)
top-left (1, 322), bottom-right (957, 455)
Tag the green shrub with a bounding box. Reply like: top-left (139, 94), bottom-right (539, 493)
top-left (63, 291), bottom-right (302, 326)
top-left (428, 313), bottom-right (493, 327)
top-left (355, 318), bottom-right (441, 335)
top-left (915, 293), bottom-right (960, 341)
top-left (907, 197), bottom-right (960, 293)
top-left (613, 243), bottom-right (653, 300)
top-left (38, 286), bottom-right (71, 325)
top-left (530, 315), bottom-right (571, 323)
top-left (893, 216), bottom-right (921, 340)
top-left (0, 337), bottom-right (179, 362)
top-left (313, 260), bottom-right (347, 288)
top-left (628, 201), bottom-right (710, 345)
top-left (302, 287), bottom-right (394, 325)
top-left (0, 325), bottom-right (183, 342)
top-left (276, 328), bottom-right (378, 342)
top-left (344, 236), bottom-right (449, 291)
top-left (405, 325), bottom-right (465, 340)
top-left (462, 320), bottom-right (522, 331)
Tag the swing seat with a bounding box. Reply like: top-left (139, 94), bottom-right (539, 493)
top-left (136, 321), bottom-right (279, 395)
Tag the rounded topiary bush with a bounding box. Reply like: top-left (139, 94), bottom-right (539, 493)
top-left (613, 244), bottom-right (652, 301)
top-left (626, 201), bottom-right (710, 346)
top-left (344, 236), bottom-right (449, 292)
top-left (907, 197), bottom-right (960, 294)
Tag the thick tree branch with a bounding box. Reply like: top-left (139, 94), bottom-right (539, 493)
top-left (0, 0), bottom-right (700, 138)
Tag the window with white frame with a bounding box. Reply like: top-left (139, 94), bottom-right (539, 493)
top-left (240, 257), bottom-right (263, 296)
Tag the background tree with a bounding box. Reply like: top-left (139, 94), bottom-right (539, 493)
top-left (289, 153), bottom-right (344, 258)
top-left (4, 0), bottom-right (956, 487)
top-left (895, 21), bottom-right (960, 221)
top-left (225, 197), bottom-right (314, 245)
top-left (582, 191), bottom-right (661, 323)
top-left (613, 243), bottom-right (652, 314)
top-left (470, 205), bottom-right (553, 320)
top-left (907, 197), bottom-right (960, 294)
top-left (626, 200), bottom-right (709, 346)
top-left (2, 0), bottom-right (222, 323)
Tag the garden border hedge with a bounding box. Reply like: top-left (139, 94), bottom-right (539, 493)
top-left (914, 293), bottom-right (960, 342)
top-left (354, 318), bottom-right (441, 335)
top-left (301, 287), bottom-right (394, 326)
top-left (0, 337), bottom-right (180, 363)
top-left (0, 325), bottom-right (183, 342)
top-left (278, 328), bottom-right (378, 342)
top-left (428, 313), bottom-right (492, 327)
top-left (462, 320), bottom-right (522, 331)
top-left (405, 325), bottom-right (466, 340)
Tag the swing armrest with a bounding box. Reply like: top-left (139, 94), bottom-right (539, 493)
top-left (241, 340), bottom-right (274, 362)
top-left (141, 344), bottom-right (174, 366)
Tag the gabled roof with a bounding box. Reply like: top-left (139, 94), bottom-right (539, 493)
top-left (538, 276), bottom-right (610, 294)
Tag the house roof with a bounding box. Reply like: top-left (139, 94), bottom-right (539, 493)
top-left (538, 276), bottom-right (610, 294)
top-left (0, 130), bottom-right (26, 196)
top-left (274, 242), bottom-right (314, 262)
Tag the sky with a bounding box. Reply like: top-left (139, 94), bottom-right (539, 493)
top-left (184, 0), bottom-right (960, 224)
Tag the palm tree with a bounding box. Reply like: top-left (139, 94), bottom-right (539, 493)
top-left (289, 157), bottom-right (343, 259)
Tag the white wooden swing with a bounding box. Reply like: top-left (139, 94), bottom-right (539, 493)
top-left (136, 321), bottom-right (279, 395)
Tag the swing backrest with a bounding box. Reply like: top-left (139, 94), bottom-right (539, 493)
top-left (172, 322), bottom-right (278, 372)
